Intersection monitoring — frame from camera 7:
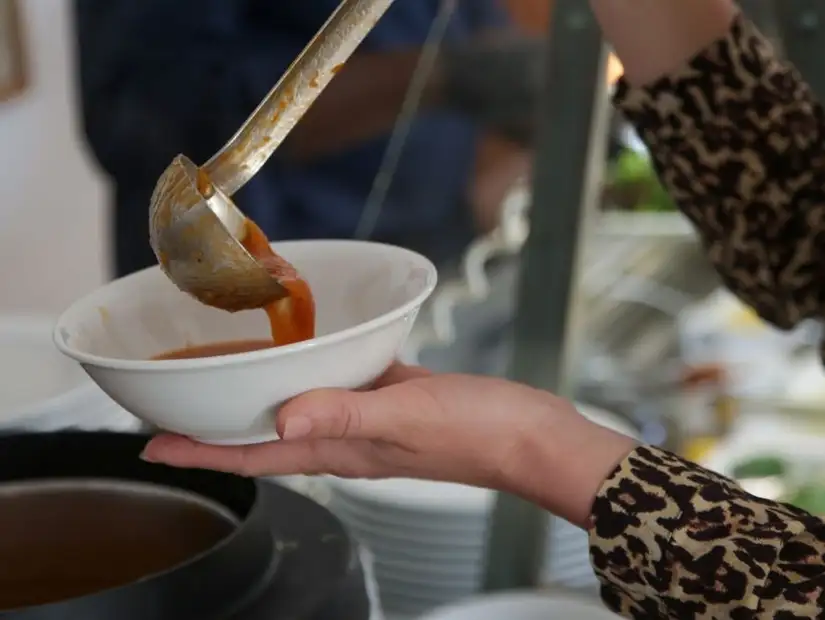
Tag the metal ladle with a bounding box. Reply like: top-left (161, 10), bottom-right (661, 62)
top-left (149, 0), bottom-right (395, 312)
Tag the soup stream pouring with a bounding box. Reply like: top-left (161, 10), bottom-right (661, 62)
top-left (149, 0), bottom-right (395, 312)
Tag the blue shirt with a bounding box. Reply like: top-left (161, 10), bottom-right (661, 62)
top-left (75, 0), bottom-right (507, 264)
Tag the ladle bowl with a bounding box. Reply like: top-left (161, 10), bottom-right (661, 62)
top-left (149, 155), bottom-right (287, 312)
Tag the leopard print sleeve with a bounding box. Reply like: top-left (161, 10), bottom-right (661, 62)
top-left (613, 15), bottom-right (825, 331)
top-left (588, 445), bottom-right (825, 618)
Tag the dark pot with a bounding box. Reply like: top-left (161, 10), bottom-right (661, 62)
top-left (0, 432), bottom-right (368, 620)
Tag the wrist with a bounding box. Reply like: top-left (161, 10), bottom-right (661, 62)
top-left (502, 397), bottom-right (637, 528)
top-left (589, 0), bottom-right (737, 86)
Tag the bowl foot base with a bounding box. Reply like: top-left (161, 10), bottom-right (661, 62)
top-left (189, 431), bottom-right (281, 446)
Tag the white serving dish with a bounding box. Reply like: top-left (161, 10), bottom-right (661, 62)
top-left (418, 591), bottom-right (620, 620)
top-left (0, 315), bottom-right (138, 432)
top-left (55, 240), bottom-right (436, 444)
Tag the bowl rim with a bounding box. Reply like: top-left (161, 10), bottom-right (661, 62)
top-left (416, 589), bottom-right (621, 620)
top-left (54, 240), bottom-right (437, 372)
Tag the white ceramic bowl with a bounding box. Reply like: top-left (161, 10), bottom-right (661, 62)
top-left (0, 316), bottom-right (94, 430)
top-left (0, 315), bottom-right (141, 433)
top-left (54, 240), bottom-right (437, 444)
top-left (419, 591), bottom-right (620, 620)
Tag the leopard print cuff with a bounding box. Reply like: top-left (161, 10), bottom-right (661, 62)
top-left (588, 445), bottom-right (811, 618)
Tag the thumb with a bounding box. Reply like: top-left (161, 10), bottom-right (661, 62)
top-left (277, 383), bottom-right (427, 443)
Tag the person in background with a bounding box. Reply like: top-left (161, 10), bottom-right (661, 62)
top-left (144, 1), bottom-right (825, 618)
top-left (73, 0), bottom-right (546, 278)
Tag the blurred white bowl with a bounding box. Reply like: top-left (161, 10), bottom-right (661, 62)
top-left (419, 591), bottom-right (620, 620)
top-left (0, 316), bottom-right (93, 430)
top-left (326, 475), bottom-right (494, 615)
top-left (329, 475), bottom-right (494, 514)
top-left (54, 240), bottom-right (437, 444)
top-left (0, 316), bottom-right (139, 433)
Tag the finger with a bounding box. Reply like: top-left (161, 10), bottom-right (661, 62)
top-left (277, 379), bottom-right (433, 442)
top-left (141, 435), bottom-right (270, 474)
top-left (141, 434), bottom-right (368, 478)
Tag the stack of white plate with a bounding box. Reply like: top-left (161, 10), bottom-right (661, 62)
top-left (326, 476), bottom-right (495, 618)
top-left (541, 404), bottom-right (640, 592)
top-left (419, 591), bottom-right (620, 620)
top-left (0, 316), bottom-right (140, 433)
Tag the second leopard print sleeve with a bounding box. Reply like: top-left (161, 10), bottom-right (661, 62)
top-left (613, 15), bottom-right (825, 332)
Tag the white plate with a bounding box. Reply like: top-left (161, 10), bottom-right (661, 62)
top-left (544, 544), bottom-right (590, 562)
top-left (353, 539), bottom-right (485, 564)
top-left (328, 476), bottom-right (494, 514)
top-left (329, 494), bottom-right (490, 531)
top-left (0, 316), bottom-right (124, 432)
top-left (376, 575), bottom-right (478, 600)
top-left (336, 516), bottom-right (489, 549)
top-left (372, 559), bottom-right (482, 585)
top-left (419, 591), bottom-right (620, 620)
top-left (376, 580), bottom-right (478, 603)
top-left (545, 528), bottom-right (589, 547)
top-left (545, 534), bottom-right (589, 549)
top-left (378, 588), bottom-right (475, 612)
top-left (332, 510), bottom-right (489, 539)
top-left (329, 487), bottom-right (493, 520)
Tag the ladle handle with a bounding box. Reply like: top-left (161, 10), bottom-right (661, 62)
top-left (203, 0), bottom-right (396, 197)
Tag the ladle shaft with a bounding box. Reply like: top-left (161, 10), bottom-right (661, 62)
top-left (203, 0), bottom-right (396, 197)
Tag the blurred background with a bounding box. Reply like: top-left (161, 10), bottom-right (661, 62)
top-left (3, 0), bottom-right (825, 618)
top-left (0, 0), bottom-right (106, 314)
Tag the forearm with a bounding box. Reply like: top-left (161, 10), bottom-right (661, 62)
top-left (589, 0), bottom-right (737, 85)
top-left (283, 50), bottom-right (437, 161)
